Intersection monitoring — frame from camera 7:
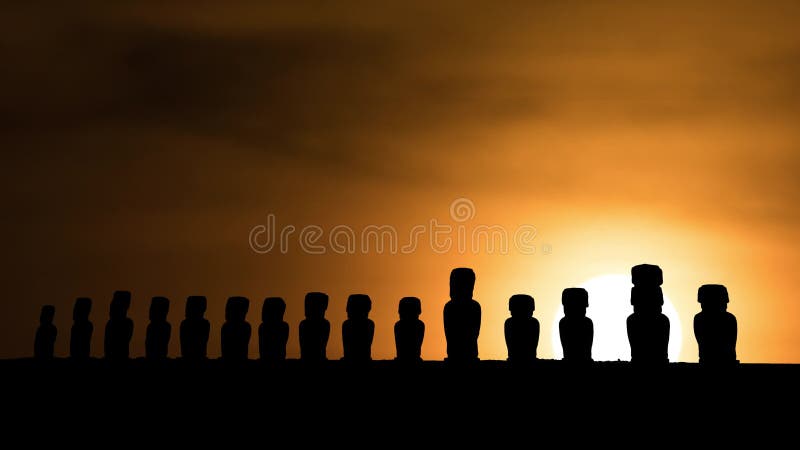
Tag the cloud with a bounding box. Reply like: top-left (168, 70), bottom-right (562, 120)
top-left (3, 1), bottom-right (800, 218)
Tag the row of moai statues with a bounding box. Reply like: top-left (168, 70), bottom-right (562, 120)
top-left (623, 264), bottom-right (737, 364)
top-left (33, 265), bottom-right (737, 365)
top-left (33, 290), bottom-right (419, 363)
top-left (449, 268), bottom-right (592, 364)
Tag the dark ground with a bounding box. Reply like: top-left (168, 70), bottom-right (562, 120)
top-left (2, 359), bottom-right (796, 444)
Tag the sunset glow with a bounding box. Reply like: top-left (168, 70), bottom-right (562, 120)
top-left (2, 2), bottom-right (800, 363)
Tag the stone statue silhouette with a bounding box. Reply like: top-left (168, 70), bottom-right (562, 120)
top-left (104, 291), bottom-right (133, 360)
top-left (299, 292), bottom-right (330, 362)
top-left (259, 297), bottom-right (289, 362)
top-left (221, 296), bottom-right (251, 361)
top-left (631, 263), bottom-right (663, 286)
top-left (694, 284), bottom-right (737, 365)
top-left (504, 294), bottom-right (539, 363)
top-left (443, 268), bottom-right (481, 362)
top-left (180, 296), bottom-right (210, 360)
top-left (627, 265), bottom-right (669, 365)
top-left (145, 296), bottom-right (171, 360)
top-left (559, 287), bottom-right (593, 362)
top-left (342, 294), bottom-right (374, 362)
top-left (34, 305), bottom-right (57, 359)
top-left (394, 297), bottom-right (424, 362)
top-left (70, 297), bottom-right (93, 359)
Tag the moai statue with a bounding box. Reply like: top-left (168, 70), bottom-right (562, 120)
top-left (180, 296), bottom-right (210, 360)
top-left (259, 297), bottom-right (289, 362)
top-left (342, 294), bottom-right (375, 363)
top-left (694, 284), bottom-right (737, 365)
top-left (559, 287), bottom-right (593, 363)
top-left (299, 292), bottom-right (330, 362)
top-left (504, 294), bottom-right (539, 364)
top-left (70, 297), bottom-right (93, 360)
top-left (394, 297), bottom-right (424, 362)
top-left (627, 265), bottom-right (669, 365)
top-left (145, 296), bottom-right (171, 360)
top-left (443, 268), bottom-right (481, 363)
top-left (104, 290), bottom-right (133, 360)
top-left (34, 305), bottom-right (57, 359)
top-left (221, 296), bottom-right (251, 361)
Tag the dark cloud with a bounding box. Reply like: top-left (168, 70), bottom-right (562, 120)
top-left (5, 2), bottom-right (799, 166)
top-left (3, 1), bottom-right (800, 215)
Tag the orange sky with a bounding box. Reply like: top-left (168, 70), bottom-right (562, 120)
top-left (2, 1), bottom-right (799, 362)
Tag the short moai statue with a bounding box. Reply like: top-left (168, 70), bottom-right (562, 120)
top-left (443, 268), bottom-right (482, 363)
top-left (259, 297), bottom-right (289, 362)
top-left (299, 292), bottom-right (330, 362)
top-left (145, 296), bottom-right (171, 360)
top-left (104, 291), bottom-right (133, 361)
top-left (34, 305), bottom-right (57, 359)
top-left (694, 284), bottom-right (737, 365)
top-left (627, 265), bottom-right (670, 365)
top-left (221, 296), bottom-right (251, 361)
top-left (70, 297), bottom-right (93, 360)
top-left (559, 287), bottom-right (593, 363)
top-left (342, 294), bottom-right (375, 363)
top-left (180, 296), bottom-right (210, 360)
top-left (394, 297), bottom-right (424, 362)
top-left (504, 294), bottom-right (539, 364)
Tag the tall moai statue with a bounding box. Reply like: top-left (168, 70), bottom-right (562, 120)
top-left (443, 268), bottom-right (481, 363)
top-left (70, 297), bottom-right (93, 359)
top-left (299, 292), bottom-right (330, 362)
top-left (559, 287), bottom-right (593, 363)
top-left (504, 294), bottom-right (539, 364)
top-left (259, 297), bottom-right (289, 362)
top-left (221, 296), bottom-right (251, 361)
top-left (626, 264), bottom-right (670, 364)
top-left (394, 296), bottom-right (424, 362)
top-left (145, 296), bottom-right (171, 360)
top-left (342, 294), bottom-right (375, 362)
top-left (694, 284), bottom-right (737, 365)
top-left (104, 290), bottom-right (134, 360)
top-left (34, 305), bottom-right (57, 360)
top-left (180, 296), bottom-right (210, 360)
